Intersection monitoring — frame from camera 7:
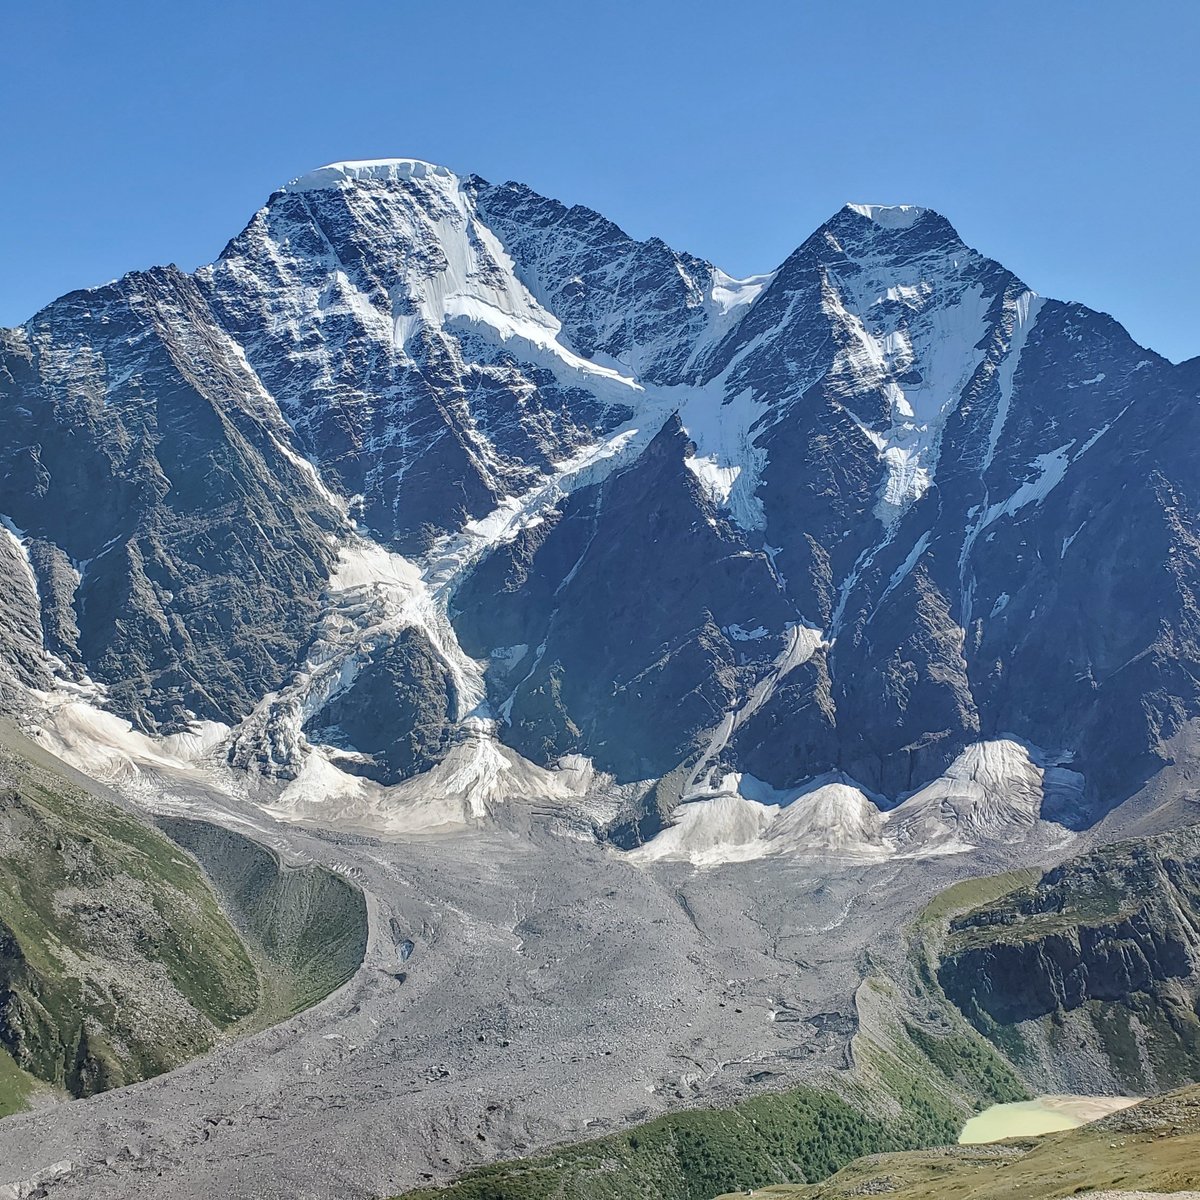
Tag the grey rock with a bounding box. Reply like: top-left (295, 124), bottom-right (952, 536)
top-left (0, 269), bottom-right (342, 731)
top-left (304, 629), bottom-right (458, 785)
top-left (453, 417), bottom-right (792, 781)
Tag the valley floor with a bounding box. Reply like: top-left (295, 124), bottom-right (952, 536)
top-left (0, 761), bottom-right (1054, 1200)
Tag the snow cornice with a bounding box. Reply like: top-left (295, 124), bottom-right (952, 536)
top-left (845, 203), bottom-right (930, 229)
top-left (283, 159), bottom-right (457, 193)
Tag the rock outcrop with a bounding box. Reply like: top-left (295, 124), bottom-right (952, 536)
top-left (938, 830), bottom-right (1200, 1092)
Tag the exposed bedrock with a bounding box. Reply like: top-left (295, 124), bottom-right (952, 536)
top-left (936, 831), bottom-right (1200, 1092)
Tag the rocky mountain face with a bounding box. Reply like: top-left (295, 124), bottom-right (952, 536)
top-left (0, 271), bottom-right (341, 732)
top-left (2, 160), bottom-right (1198, 845)
top-left (937, 830), bottom-right (1200, 1094)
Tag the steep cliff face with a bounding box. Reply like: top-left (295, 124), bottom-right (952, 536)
top-left (0, 271), bottom-right (343, 733)
top-left (937, 831), bottom-right (1200, 1092)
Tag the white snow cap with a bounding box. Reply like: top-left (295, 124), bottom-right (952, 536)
top-left (846, 203), bottom-right (929, 229)
top-left (284, 159), bottom-right (456, 192)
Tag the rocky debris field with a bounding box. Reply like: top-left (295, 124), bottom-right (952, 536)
top-left (0, 760), bottom-right (1022, 1200)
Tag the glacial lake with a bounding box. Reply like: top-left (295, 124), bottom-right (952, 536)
top-left (959, 1094), bottom-right (1142, 1143)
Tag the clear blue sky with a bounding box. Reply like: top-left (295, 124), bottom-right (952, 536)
top-left (3, 0), bottom-right (1197, 361)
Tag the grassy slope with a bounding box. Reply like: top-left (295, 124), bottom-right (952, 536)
top-left (0, 739), bottom-right (260, 1107)
top-left (395, 1084), bottom-right (959, 1200)
top-left (156, 816), bottom-right (368, 1028)
top-left (714, 1084), bottom-right (1200, 1199)
top-left (0, 730), bottom-right (370, 1118)
top-left (0, 1042), bottom-right (40, 1118)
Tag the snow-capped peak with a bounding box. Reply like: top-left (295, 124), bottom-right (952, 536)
top-left (284, 158), bottom-right (457, 192)
top-left (845, 203), bottom-right (929, 229)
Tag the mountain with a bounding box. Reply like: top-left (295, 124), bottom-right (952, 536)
top-left (2, 157), bottom-right (1199, 854)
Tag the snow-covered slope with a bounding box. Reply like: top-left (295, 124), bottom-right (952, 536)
top-left (2, 159), bottom-right (1199, 853)
top-left (632, 740), bottom-right (1066, 866)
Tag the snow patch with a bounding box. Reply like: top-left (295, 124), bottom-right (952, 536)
top-left (633, 739), bottom-right (1068, 867)
top-left (627, 790), bottom-right (779, 866)
top-left (829, 278), bottom-right (991, 524)
top-left (490, 643), bottom-right (529, 666)
top-left (726, 623), bottom-right (769, 642)
top-left (677, 387), bottom-right (769, 530)
top-left (958, 291), bottom-right (1044, 627)
top-left (710, 269), bottom-right (774, 314)
top-left (684, 453), bottom-right (741, 507)
top-left (886, 739), bottom-right (1045, 855)
top-left (1061, 522), bottom-right (1086, 558)
top-left (988, 444), bottom-right (1072, 523)
top-left (0, 515), bottom-right (39, 602)
top-left (269, 721), bottom-right (585, 834)
top-left (982, 292), bottom-right (1044, 470)
top-left (630, 771), bottom-right (887, 866)
top-left (31, 695), bottom-right (230, 790)
top-left (680, 623), bottom-right (826, 799)
top-left (863, 530), bottom-right (932, 630)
